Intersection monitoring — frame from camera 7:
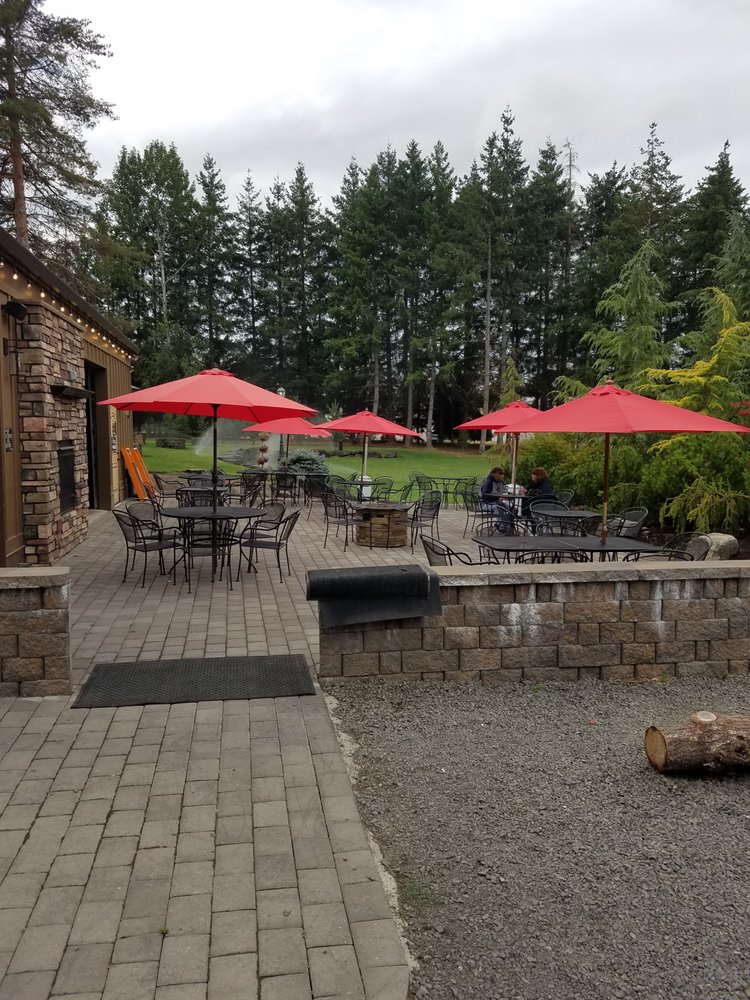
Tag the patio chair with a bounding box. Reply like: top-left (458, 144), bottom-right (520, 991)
top-left (536, 517), bottom-right (588, 537)
top-left (461, 490), bottom-right (487, 537)
top-left (321, 492), bottom-right (356, 549)
top-left (607, 507), bottom-right (647, 539)
top-left (556, 488), bottom-right (575, 505)
top-left (113, 504), bottom-right (188, 589)
top-left (370, 476), bottom-right (394, 500)
top-left (303, 475), bottom-right (329, 518)
top-left (414, 472), bottom-right (438, 496)
top-left (238, 508), bottom-right (302, 582)
top-left (408, 489), bottom-right (442, 550)
top-left (235, 502), bottom-right (286, 572)
top-left (627, 532), bottom-right (710, 562)
top-left (152, 472), bottom-right (181, 502)
top-left (421, 537), bottom-right (478, 567)
top-left (273, 470), bottom-right (299, 503)
top-left (240, 470), bottom-right (266, 503)
top-left (334, 483), bottom-right (362, 502)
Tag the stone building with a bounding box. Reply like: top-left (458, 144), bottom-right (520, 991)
top-left (0, 229), bottom-right (136, 566)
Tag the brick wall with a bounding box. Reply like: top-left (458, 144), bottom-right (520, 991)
top-left (0, 567), bottom-right (71, 695)
top-left (318, 562), bottom-right (750, 683)
top-left (16, 302), bottom-right (88, 563)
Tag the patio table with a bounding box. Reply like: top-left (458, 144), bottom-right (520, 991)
top-left (472, 532), bottom-right (661, 564)
top-left (161, 506), bottom-right (265, 581)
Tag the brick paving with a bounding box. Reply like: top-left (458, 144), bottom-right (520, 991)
top-left (0, 500), bottom-right (474, 1000)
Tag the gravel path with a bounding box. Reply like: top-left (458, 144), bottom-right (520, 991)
top-left (325, 677), bottom-right (750, 1000)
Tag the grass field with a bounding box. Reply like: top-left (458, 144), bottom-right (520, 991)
top-left (140, 437), bottom-right (505, 488)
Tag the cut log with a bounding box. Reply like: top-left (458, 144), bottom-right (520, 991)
top-left (645, 711), bottom-right (750, 773)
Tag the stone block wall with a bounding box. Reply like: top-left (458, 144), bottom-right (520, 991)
top-left (0, 567), bottom-right (71, 695)
top-left (318, 562), bottom-right (750, 683)
top-left (16, 302), bottom-right (88, 564)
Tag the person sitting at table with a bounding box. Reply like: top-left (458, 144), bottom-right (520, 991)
top-left (521, 466), bottom-right (554, 515)
top-left (480, 467), bottom-right (514, 534)
top-left (480, 467), bottom-right (506, 509)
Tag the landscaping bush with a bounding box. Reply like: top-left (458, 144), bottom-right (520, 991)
top-left (285, 449), bottom-right (330, 477)
top-left (155, 437), bottom-right (186, 449)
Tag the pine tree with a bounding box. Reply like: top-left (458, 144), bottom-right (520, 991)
top-left (715, 213), bottom-right (750, 320)
top-left (584, 240), bottom-right (675, 387)
top-left (681, 141), bottom-right (748, 290)
top-left (195, 154), bottom-right (237, 368)
top-left (0, 0), bottom-right (114, 252)
top-left (524, 140), bottom-right (570, 402)
top-left (234, 172), bottom-right (267, 373)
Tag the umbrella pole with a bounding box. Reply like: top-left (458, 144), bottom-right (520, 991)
top-left (211, 404), bottom-right (219, 578)
top-left (362, 436), bottom-right (368, 479)
top-left (601, 433), bottom-right (610, 546)
top-left (511, 433), bottom-right (519, 493)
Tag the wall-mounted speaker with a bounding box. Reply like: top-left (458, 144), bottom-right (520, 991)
top-left (3, 300), bottom-right (28, 322)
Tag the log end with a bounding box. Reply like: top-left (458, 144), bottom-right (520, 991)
top-left (645, 725), bottom-right (668, 771)
top-left (691, 711), bottom-right (717, 727)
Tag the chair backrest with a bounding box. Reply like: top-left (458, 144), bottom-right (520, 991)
top-left (334, 484), bottom-right (361, 501)
top-left (305, 475), bottom-right (328, 500)
top-left (609, 507), bottom-right (647, 538)
top-left (461, 490), bottom-right (482, 513)
top-left (113, 507), bottom-right (137, 544)
top-left (370, 476), bottom-right (393, 499)
top-left (242, 482), bottom-right (264, 508)
top-left (322, 492), bottom-right (348, 519)
top-left (153, 472), bottom-right (179, 497)
top-left (556, 488), bottom-right (574, 505)
top-left (257, 501), bottom-right (286, 528)
top-left (176, 488), bottom-right (215, 507)
top-left (414, 473), bottom-right (437, 495)
top-left (421, 537), bottom-right (452, 565)
top-left (537, 519), bottom-right (586, 537)
top-left (530, 499), bottom-right (569, 514)
top-left (277, 508), bottom-right (303, 543)
top-left (126, 498), bottom-right (161, 527)
top-left (667, 532), bottom-right (711, 561)
top-left (187, 474), bottom-right (220, 488)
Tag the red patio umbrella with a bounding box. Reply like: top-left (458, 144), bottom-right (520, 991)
top-left (497, 382), bottom-right (750, 541)
top-left (101, 369), bottom-right (316, 509)
top-left (455, 400), bottom-right (543, 491)
top-left (242, 416), bottom-right (331, 466)
top-left (317, 410), bottom-right (420, 478)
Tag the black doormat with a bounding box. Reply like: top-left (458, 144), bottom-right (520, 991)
top-left (73, 655), bottom-right (315, 709)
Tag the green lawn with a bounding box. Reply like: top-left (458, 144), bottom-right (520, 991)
top-left (140, 437), bottom-right (503, 488)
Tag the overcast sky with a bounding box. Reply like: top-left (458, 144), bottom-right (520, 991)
top-left (47, 0), bottom-right (749, 207)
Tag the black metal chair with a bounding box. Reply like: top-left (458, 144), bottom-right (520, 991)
top-left (370, 476), bottom-right (394, 500)
top-left (421, 537), bottom-right (479, 566)
top-left (321, 492), bottom-right (356, 549)
top-left (409, 490), bottom-right (442, 550)
top-left (113, 504), bottom-right (188, 588)
top-left (238, 508), bottom-right (302, 581)
top-left (607, 507), bottom-right (648, 539)
top-left (556, 489), bottom-right (575, 505)
top-left (627, 532), bottom-right (710, 562)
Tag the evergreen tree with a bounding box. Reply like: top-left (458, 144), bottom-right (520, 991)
top-left (584, 240), bottom-right (675, 388)
top-left (0, 0), bottom-right (114, 253)
top-left (194, 154), bottom-right (237, 368)
top-left (523, 140), bottom-right (570, 402)
top-left (715, 212), bottom-right (750, 320)
top-left (681, 141), bottom-right (748, 290)
top-left (234, 171), bottom-right (268, 375)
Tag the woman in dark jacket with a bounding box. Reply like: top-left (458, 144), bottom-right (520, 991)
top-left (521, 466), bottom-right (553, 514)
top-left (480, 467), bottom-right (506, 509)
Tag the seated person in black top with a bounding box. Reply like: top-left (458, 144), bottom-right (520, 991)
top-left (521, 466), bottom-right (553, 515)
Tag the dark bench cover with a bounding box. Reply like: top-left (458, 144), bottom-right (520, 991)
top-left (306, 565), bottom-right (441, 628)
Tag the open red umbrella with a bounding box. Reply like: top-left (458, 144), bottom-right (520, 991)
top-left (101, 369), bottom-right (316, 508)
top-left (455, 400), bottom-right (543, 491)
top-left (499, 382), bottom-right (750, 541)
top-left (242, 416), bottom-right (331, 466)
top-left (317, 410), bottom-right (420, 478)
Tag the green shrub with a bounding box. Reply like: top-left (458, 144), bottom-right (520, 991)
top-left (285, 449), bottom-right (330, 477)
top-left (155, 437), bottom-right (186, 449)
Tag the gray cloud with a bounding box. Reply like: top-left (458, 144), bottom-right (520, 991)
top-left (86, 0), bottom-right (749, 206)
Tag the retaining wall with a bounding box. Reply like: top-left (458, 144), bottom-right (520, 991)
top-left (318, 561), bottom-right (750, 683)
top-left (0, 567), bottom-right (71, 696)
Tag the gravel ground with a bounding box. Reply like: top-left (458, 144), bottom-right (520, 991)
top-left (325, 676), bottom-right (750, 1000)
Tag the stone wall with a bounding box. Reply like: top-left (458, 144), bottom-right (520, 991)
top-left (318, 562), bottom-right (750, 683)
top-left (16, 302), bottom-right (88, 563)
top-left (0, 567), bottom-right (71, 696)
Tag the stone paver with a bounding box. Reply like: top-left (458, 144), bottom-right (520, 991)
top-left (0, 507), bottom-right (417, 999)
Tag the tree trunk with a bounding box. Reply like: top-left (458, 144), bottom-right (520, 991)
top-left (5, 27), bottom-right (29, 247)
top-left (645, 712), bottom-right (750, 773)
top-left (425, 363), bottom-right (436, 450)
top-left (405, 340), bottom-right (414, 448)
top-left (372, 347), bottom-right (380, 414)
top-left (480, 238), bottom-right (492, 453)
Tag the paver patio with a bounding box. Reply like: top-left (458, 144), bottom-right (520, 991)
top-left (0, 498), bottom-right (473, 1000)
